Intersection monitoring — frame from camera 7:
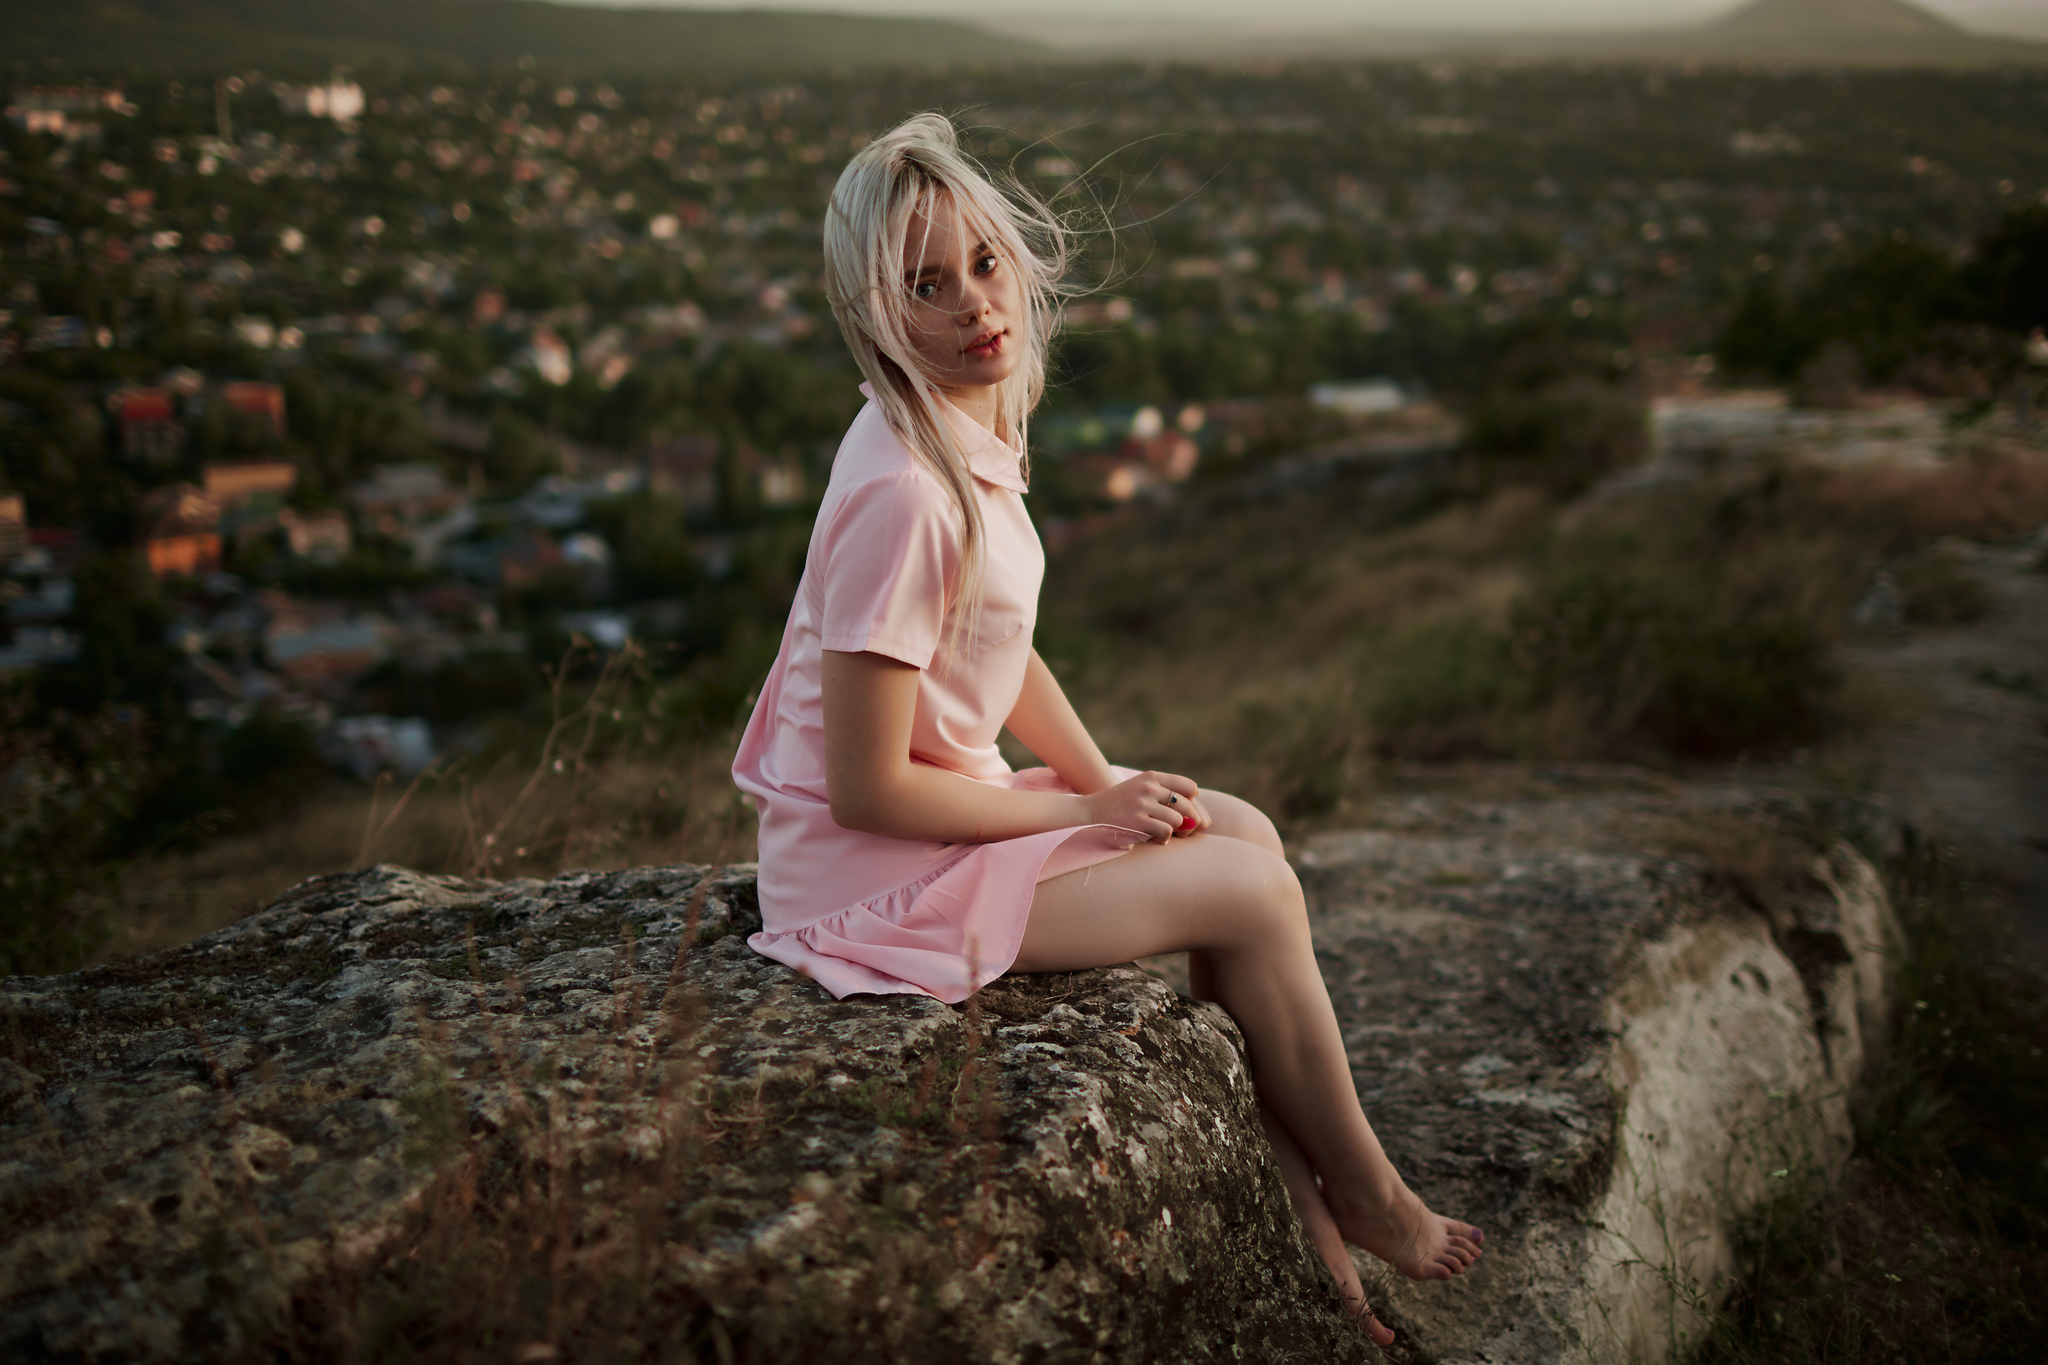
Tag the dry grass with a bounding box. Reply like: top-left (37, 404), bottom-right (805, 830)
top-left (62, 877), bottom-right (1019, 1364)
top-left (1032, 481), bottom-right (1554, 826)
top-left (95, 647), bottom-right (754, 965)
top-left (1818, 439), bottom-right (2048, 544)
top-left (98, 444), bottom-right (2048, 959)
top-left (1691, 839), bottom-right (2048, 1365)
top-left (1032, 444), bottom-right (2048, 823)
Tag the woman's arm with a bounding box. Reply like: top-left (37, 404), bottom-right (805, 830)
top-left (821, 648), bottom-right (1195, 844)
top-left (1004, 649), bottom-right (1117, 796)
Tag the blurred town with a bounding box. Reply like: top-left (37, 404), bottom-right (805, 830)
top-left (3, 58), bottom-right (2045, 945)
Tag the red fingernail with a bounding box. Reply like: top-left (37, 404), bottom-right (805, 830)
top-left (1180, 816), bottom-right (1196, 831)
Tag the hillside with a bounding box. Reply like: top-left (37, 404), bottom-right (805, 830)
top-left (997, 0), bottom-right (2047, 66)
top-left (0, 0), bottom-right (1036, 75)
top-left (1680, 0), bottom-right (2023, 59)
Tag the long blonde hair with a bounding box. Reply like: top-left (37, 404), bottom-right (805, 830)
top-left (821, 113), bottom-right (1070, 657)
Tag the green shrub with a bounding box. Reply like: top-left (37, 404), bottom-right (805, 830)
top-left (1369, 565), bottom-right (1835, 763)
top-left (0, 696), bottom-right (151, 975)
top-left (1367, 620), bottom-right (1517, 761)
top-left (1895, 549), bottom-right (1992, 626)
top-left (1694, 839), bottom-right (2048, 1365)
top-left (214, 710), bottom-right (327, 816)
top-left (1467, 377), bottom-right (1648, 496)
top-left (1510, 568), bottom-right (1835, 759)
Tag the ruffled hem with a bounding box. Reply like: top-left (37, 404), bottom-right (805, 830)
top-left (748, 771), bottom-right (1144, 1003)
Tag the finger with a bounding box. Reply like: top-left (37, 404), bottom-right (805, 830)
top-left (1157, 772), bottom-right (1199, 800)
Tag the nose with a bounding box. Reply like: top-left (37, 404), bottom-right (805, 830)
top-left (956, 278), bottom-right (991, 324)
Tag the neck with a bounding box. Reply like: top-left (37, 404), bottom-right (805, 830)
top-left (940, 381), bottom-right (1002, 437)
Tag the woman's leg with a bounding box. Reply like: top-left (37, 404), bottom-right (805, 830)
top-left (1155, 795), bottom-right (1396, 1339)
top-left (1163, 796), bottom-right (1396, 1341)
top-left (1015, 836), bottom-right (1481, 1282)
top-left (1191, 788), bottom-right (1286, 858)
top-left (1259, 1101), bottom-right (1397, 1346)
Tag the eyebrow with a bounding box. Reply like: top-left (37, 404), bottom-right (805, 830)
top-left (902, 241), bottom-right (993, 282)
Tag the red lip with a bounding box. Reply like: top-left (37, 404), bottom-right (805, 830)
top-left (963, 329), bottom-right (1004, 356)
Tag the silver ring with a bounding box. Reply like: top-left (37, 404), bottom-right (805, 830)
top-left (1165, 794), bottom-right (1178, 805)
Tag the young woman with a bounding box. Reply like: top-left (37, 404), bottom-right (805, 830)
top-left (731, 113), bottom-right (1479, 1341)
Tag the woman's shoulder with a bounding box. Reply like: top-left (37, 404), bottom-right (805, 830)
top-left (829, 401), bottom-right (918, 478)
top-left (824, 405), bottom-right (953, 518)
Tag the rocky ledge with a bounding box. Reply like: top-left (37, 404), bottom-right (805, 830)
top-left (1, 785), bottom-right (1896, 1364)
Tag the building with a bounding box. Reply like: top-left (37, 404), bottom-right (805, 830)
top-left (1121, 430), bottom-right (1200, 483)
top-left (221, 381), bottom-right (287, 437)
top-left (0, 625), bottom-right (78, 675)
top-left (740, 447), bottom-right (805, 507)
top-left (267, 617), bottom-right (389, 689)
top-left (139, 483), bottom-right (222, 579)
top-left (203, 460), bottom-right (297, 517)
top-left (351, 463), bottom-right (467, 534)
top-left (0, 493), bottom-right (24, 562)
top-left (4, 86), bottom-right (131, 137)
top-left (1309, 379), bottom-right (1408, 417)
top-left (496, 527), bottom-right (565, 591)
top-left (645, 435), bottom-right (721, 509)
top-left (278, 508), bottom-right (352, 563)
top-left (113, 388), bottom-right (183, 463)
top-left (275, 80), bottom-right (365, 123)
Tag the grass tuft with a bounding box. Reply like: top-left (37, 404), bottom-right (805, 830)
top-left (1689, 837), bottom-right (2048, 1365)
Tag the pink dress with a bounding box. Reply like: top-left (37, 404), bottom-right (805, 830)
top-left (731, 384), bottom-right (1143, 1003)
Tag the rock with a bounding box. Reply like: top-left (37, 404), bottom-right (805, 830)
top-left (1, 865), bottom-right (1361, 1363)
top-left (1851, 569), bottom-right (1904, 628)
top-left (1296, 788), bottom-right (1898, 1364)
top-left (0, 787), bottom-right (1898, 1364)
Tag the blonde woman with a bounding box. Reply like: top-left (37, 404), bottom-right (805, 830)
top-left (731, 113), bottom-right (1479, 1340)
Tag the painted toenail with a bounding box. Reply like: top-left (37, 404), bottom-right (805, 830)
top-left (1472, 1228), bottom-right (1484, 1242)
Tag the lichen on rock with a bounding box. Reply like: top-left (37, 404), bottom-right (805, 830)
top-left (1, 786), bottom-right (1899, 1364)
top-left (2, 863), bottom-right (1364, 1362)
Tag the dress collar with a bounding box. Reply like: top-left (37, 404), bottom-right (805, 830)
top-left (859, 381), bottom-right (1027, 493)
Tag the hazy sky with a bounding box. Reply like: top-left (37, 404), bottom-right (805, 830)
top-left (551, 0), bottom-right (2046, 33)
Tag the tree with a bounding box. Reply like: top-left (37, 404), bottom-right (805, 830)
top-left (1961, 206), bottom-right (2048, 335)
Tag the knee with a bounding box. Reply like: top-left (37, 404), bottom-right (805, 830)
top-left (1214, 847), bottom-right (1308, 946)
top-left (1202, 790), bottom-right (1285, 858)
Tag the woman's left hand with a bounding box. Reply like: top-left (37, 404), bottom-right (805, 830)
top-left (1169, 786), bottom-right (1211, 838)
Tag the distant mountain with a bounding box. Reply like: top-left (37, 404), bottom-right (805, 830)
top-left (995, 0), bottom-right (2048, 65)
top-left (1713, 0), bottom-right (1967, 39)
top-left (1950, 6), bottom-right (2048, 41)
top-left (1680, 0), bottom-right (2015, 59)
top-left (0, 0), bottom-right (1040, 75)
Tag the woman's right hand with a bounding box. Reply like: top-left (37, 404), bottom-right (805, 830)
top-left (1082, 770), bottom-right (1205, 844)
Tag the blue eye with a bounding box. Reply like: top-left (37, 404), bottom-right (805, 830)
top-left (976, 254), bottom-right (998, 274)
top-left (913, 281), bottom-right (938, 300)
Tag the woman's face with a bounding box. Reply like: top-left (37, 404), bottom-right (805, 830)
top-left (898, 193), bottom-right (1022, 410)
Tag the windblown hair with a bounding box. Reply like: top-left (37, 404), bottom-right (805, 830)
top-left (821, 113), bottom-right (1071, 658)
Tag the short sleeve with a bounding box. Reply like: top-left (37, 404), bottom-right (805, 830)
top-left (817, 471), bottom-right (958, 669)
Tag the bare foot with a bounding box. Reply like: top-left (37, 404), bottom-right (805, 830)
top-left (1330, 1183), bottom-right (1483, 1281)
top-left (1259, 1104), bottom-right (1398, 1346)
top-left (1299, 1189), bottom-right (1395, 1347)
